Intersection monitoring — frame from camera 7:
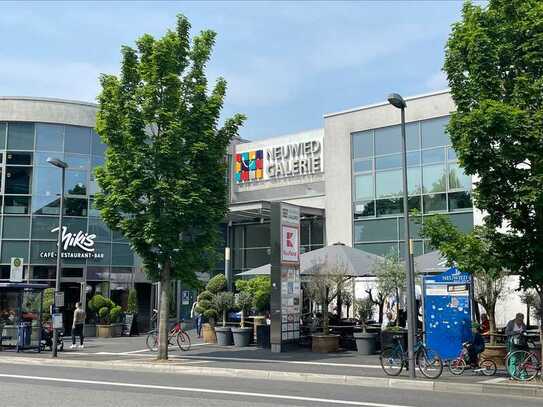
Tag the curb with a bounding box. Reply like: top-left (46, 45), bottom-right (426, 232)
top-left (1, 356), bottom-right (541, 398)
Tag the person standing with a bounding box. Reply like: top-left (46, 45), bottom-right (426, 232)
top-left (71, 302), bottom-right (86, 350)
top-left (505, 313), bottom-right (527, 378)
top-left (190, 297), bottom-right (202, 338)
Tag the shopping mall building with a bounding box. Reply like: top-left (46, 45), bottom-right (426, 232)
top-left (0, 90), bottom-right (495, 329)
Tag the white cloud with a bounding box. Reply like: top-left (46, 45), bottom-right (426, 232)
top-left (425, 71), bottom-right (449, 91)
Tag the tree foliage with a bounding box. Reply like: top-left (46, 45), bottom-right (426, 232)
top-left (444, 1), bottom-right (543, 312)
top-left (95, 15), bottom-right (244, 359)
top-left (213, 291), bottom-right (234, 327)
top-left (235, 276), bottom-right (271, 312)
top-left (235, 291), bottom-right (253, 328)
top-left (372, 251), bottom-right (405, 327)
top-left (196, 274), bottom-right (227, 325)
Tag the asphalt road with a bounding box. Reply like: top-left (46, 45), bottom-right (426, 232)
top-left (0, 363), bottom-right (540, 407)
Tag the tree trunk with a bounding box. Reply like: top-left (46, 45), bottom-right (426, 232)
top-left (337, 291), bottom-right (342, 319)
top-left (378, 301), bottom-right (384, 324)
top-left (538, 291), bottom-right (543, 355)
top-left (323, 301), bottom-right (329, 335)
top-left (222, 309), bottom-right (227, 327)
top-left (157, 260), bottom-right (171, 360)
top-left (487, 309), bottom-right (497, 346)
top-left (241, 310), bottom-right (245, 328)
top-left (395, 288), bottom-right (400, 327)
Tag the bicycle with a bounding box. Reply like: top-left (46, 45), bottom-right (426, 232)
top-left (145, 309), bottom-right (191, 352)
top-left (380, 331), bottom-right (444, 379)
top-left (448, 342), bottom-right (497, 376)
top-left (505, 332), bottom-right (541, 382)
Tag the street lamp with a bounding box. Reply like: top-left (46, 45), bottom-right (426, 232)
top-left (387, 93), bottom-right (417, 379)
top-left (47, 157), bottom-right (68, 358)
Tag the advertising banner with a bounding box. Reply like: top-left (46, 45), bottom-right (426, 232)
top-left (9, 257), bottom-right (24, 282)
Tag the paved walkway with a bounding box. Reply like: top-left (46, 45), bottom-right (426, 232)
top-left (1, 329), bottom-right (542, 398)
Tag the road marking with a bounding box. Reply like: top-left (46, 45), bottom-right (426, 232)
top-left (0, 373), bottom-right (412, 407)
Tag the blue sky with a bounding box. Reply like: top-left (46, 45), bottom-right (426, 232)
top-left (0, 1), bottom-right (472, 140)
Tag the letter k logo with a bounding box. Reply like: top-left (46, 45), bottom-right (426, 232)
top-left (286, 232), bottom-right (294, 247)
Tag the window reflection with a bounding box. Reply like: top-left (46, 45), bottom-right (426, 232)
top-left (66, 171), bottom-right (87, 196)
top-left (422, 164), bottom-right (446, 193)
top-left (355, 174), bottom-right (374, 200)
top-left (5, 167), bottom-right (31, 194)
top-left (35, 123), bottom-right (64, 152)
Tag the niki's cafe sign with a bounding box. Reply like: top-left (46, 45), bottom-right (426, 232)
top-left (40, 226), bottom-right (104, 259)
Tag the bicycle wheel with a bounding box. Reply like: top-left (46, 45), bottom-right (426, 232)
top-left (417, 348), bottom-right (443, 379)
top-left (176, 331), bottom-right (191, 351)
top-left (146, 331), bottom-right (158, 352)
top-left (380, 347), bottom-right (404, 376)
top-left (507, 350), bottom-right (539, 381)
top-left (448, 357), bottom-right (466, 375)
top-left (479, 358), bottom-right (497, 376)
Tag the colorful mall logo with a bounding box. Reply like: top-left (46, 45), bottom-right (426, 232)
top-left (235, 150), bottom-right (263, 183)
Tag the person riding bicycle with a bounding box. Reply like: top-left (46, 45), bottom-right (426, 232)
top-left (505, 313), bottom-right (528, 378)
top-left (465, 322), bottom-right (485, 367)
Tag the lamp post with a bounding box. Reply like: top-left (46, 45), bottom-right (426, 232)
top-left (47, 157), bottom-right (68, 358)
top-left (387, 93), bottom-right (417, 379)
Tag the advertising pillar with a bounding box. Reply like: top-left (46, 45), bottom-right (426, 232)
top-left (270, 202), bottom-right (301, 353)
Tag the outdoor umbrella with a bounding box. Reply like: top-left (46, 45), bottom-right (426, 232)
top-left (413, 250), bottom-right (448, 274)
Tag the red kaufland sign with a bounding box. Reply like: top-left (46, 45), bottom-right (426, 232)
top-left (281, 225), bottom-right (299, 263)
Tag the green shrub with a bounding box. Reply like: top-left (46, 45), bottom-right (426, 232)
top-left (89, 294), bottom-right (109, 312)
top-left (235, 276), bottom-right (271, 312)
top-left (98, 307), bottom-right (110, 324)
top-left (206, 274), bottom-right (226, 294)
top-left (236, 291), bottom-right (253, 328)
top-left (110, 306), bottom-right (123, 323)
top-left (213, 291), bottom-right (234, 327)
top-left (127, 288), bottom-right (138, 314)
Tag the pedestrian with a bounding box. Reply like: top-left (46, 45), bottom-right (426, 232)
top-left (480, 313), bottom-right (490, 340)
top-left (191, 296), bottom-right (202, 338)
top-left (466, 322), bottom-right (485, 367)
top-left (71, 302), bottom-right (86, 350)
top-left (505, 313), bottom-right (527, 378)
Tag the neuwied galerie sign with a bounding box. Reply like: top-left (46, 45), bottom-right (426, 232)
top-left (39, 226), bottom-right (104, 259)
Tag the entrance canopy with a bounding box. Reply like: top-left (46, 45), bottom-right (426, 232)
top-left (237, 243), bottom-right (383, 278)
top-left (227, 200), bottom-right (324, 224)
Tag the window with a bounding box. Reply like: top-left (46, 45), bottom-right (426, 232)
top-left (32, 217), bottom-right (59, 240)
top-left (33, 166), bottom-right (61, 197)
top-left (375, 125), bottom-right (401, 155)
top-left (449, 212), bottom-right (473, 233)
top-left (91, 155), bottom-right (105, 180)
top-left (422, 164), bottom-right (446, 193)
top-left (7, 123), bottom-right (34, 150)
top-left (422, 148), bottom-right (445, 165)
top-left (423, 193), bottom-right (447, 213)
top-left (244, 248), bottom-right (269, 269)
top-left (355, 174), bottom-right (374, 200)
top-left (407, 151), bottom-right (420, 167)
top-left (406, 122), bottom-right (420, 151)
top-left (91, 130), bottom-right (107, 156)
top-left (244, 223), bottom-right (270, 248)
top-left (5, 167), bottom-right (31, 194)
top-left (89, 217), bottom-right (112, 241)
top-left (66, 171), bottom-right (87, 196)
top-left (30, 241), bottom-right (57, 264)
top-left (6, 152), bottom-right (32, 165)
top-left (354, 218), bottom-right (397, 242)
top-left (0, 123), bottom-right (6, 149)
top-left (376, 154), bottom-right (401, 170)
top-left (376, 170), bottom-right (402, 198)
top-left (355, 242), bottom-right (398, 257)
top-left (399, 240), bottom-right (424, 258)
top-left (63, 217), bottom-right (87, 234)
top-left (32, 266), bottom-right (56, 279)
top-left (421, 116), bottom-right (449, 148)
top-left (64, 198), bottom-right (88, 217)
top-left (376, 197), bottom-right (403, 216)
top-left (5, 196), bottom-right (30, 214)
top-left (448, 162), bottom-right (471, 190)
top-left (407, 167), bottom-right (422, 195)
top-left (64, 126), bottom-right (90, 154)
top-left (448, 191), bottom-right (472, 211)
top-left (65, 154), bottom-right (90, 171)
top-left (33, 196), bottom-right (59, 215)
top-left (34, 152), bottom-right (62, 167)
top-left (35, 123), bottom-right (64, 151)
top-left (1, 241), bottom-right (29, 263)
top-left (310, 218), bottom-right (324, 245)
top-left (3, 216), bottom-right (30, 239)
top-left (112, 244), bottom-right (134, 266)
top-left (353, 159), bottom-right (372, 173)
top-left (354, 201), bottom-right (375, 218)
top-left (88, 243), bottom-right (112, 266)
top-left (352, 131), bottom-right (373, 159)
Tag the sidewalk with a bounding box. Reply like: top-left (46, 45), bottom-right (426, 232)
top-left (1, 332), bottom-right (542, 399)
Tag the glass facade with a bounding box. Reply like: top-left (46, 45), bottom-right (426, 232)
top-left (352, 116), bottom-right (473, 258)
top-left (0, 121), bottom-right (135, 296)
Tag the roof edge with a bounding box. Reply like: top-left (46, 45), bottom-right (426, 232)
top-left (323, 88), bottom-right (451, 119)
top-left (0, 96), bottom-right (97, 108)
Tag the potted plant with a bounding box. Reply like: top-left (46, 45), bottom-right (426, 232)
top-left (196, 274), bottom-right (228, 343)
top-left (232, 291), bottom-right (253, 347)
top-left (354, 298), bottom-right (377, 354)
top-left (89, 294), bottom-right (118, 338)
top-left (110, 305), bottom-right (124, 337)
top-left (214, 291), bottom-right (235, 346)
top-left (306, 263), bottom-right (349, 353)
top-left (124, 288), bottom-right (139, 336)
top-left (235, 276), bottom-right (271, 347)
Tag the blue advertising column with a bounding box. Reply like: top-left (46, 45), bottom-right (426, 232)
top-left (423, 267), bottom-right (473, 360)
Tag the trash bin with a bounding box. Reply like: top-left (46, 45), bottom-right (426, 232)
top-left (256, 324), bottom-right (270, 348)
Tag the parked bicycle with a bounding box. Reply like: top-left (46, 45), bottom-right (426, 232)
top-left (145, 309), bottom-right (191, 352)
top-left (380, 331), bottom-right (443, 379)
top-left (505, 332), bottom-right (541, 381)
top-left (448, 342), bottom-right (497, 376)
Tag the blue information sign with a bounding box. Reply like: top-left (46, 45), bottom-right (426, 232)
top-left (423, 267), bottom-right (472, 360)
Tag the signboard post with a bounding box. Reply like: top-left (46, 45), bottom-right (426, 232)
top-left (270, 202), bottom-right (301, 353)
top-left (422, 267), bottom-right (473, 360)
top-left (9, 257), bottom-right (24, 282)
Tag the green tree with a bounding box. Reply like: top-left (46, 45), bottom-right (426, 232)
top-left (373, 251), bottom-right (405, 327)
top-left (420, 214), bottom-right (507, 344)
top-left (196, 274), bottom-right (226, 326)
top-left (235, 276), bottom-right (271, 312)
top-left (95, 15), bottom-right (245, 359)
top-left (444, 0), bottom-right (543, 344)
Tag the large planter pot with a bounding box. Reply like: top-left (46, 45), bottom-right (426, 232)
top-left (354, 332), bottom-right (377, 355)
top-left (256, 324), bottom-right (270, 348)
top-left (482, 345), bottom-right (507, 367)
top-left (232, 327), bottom-right (253, 347)
top-left (111, 323), bottom-right (123, 337)
top-left (96, 325), bottom-right (113, 338)
top-left (380, 329), bottom-right (407, 351)
top-left (215, 326), bottom-right (234, 346)
top-left (83, 324), bottom-right (96, 338)
top-left (312, 334), bottom-right (340, 353)
top-left (202, 323), bottom-right (217, 344)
